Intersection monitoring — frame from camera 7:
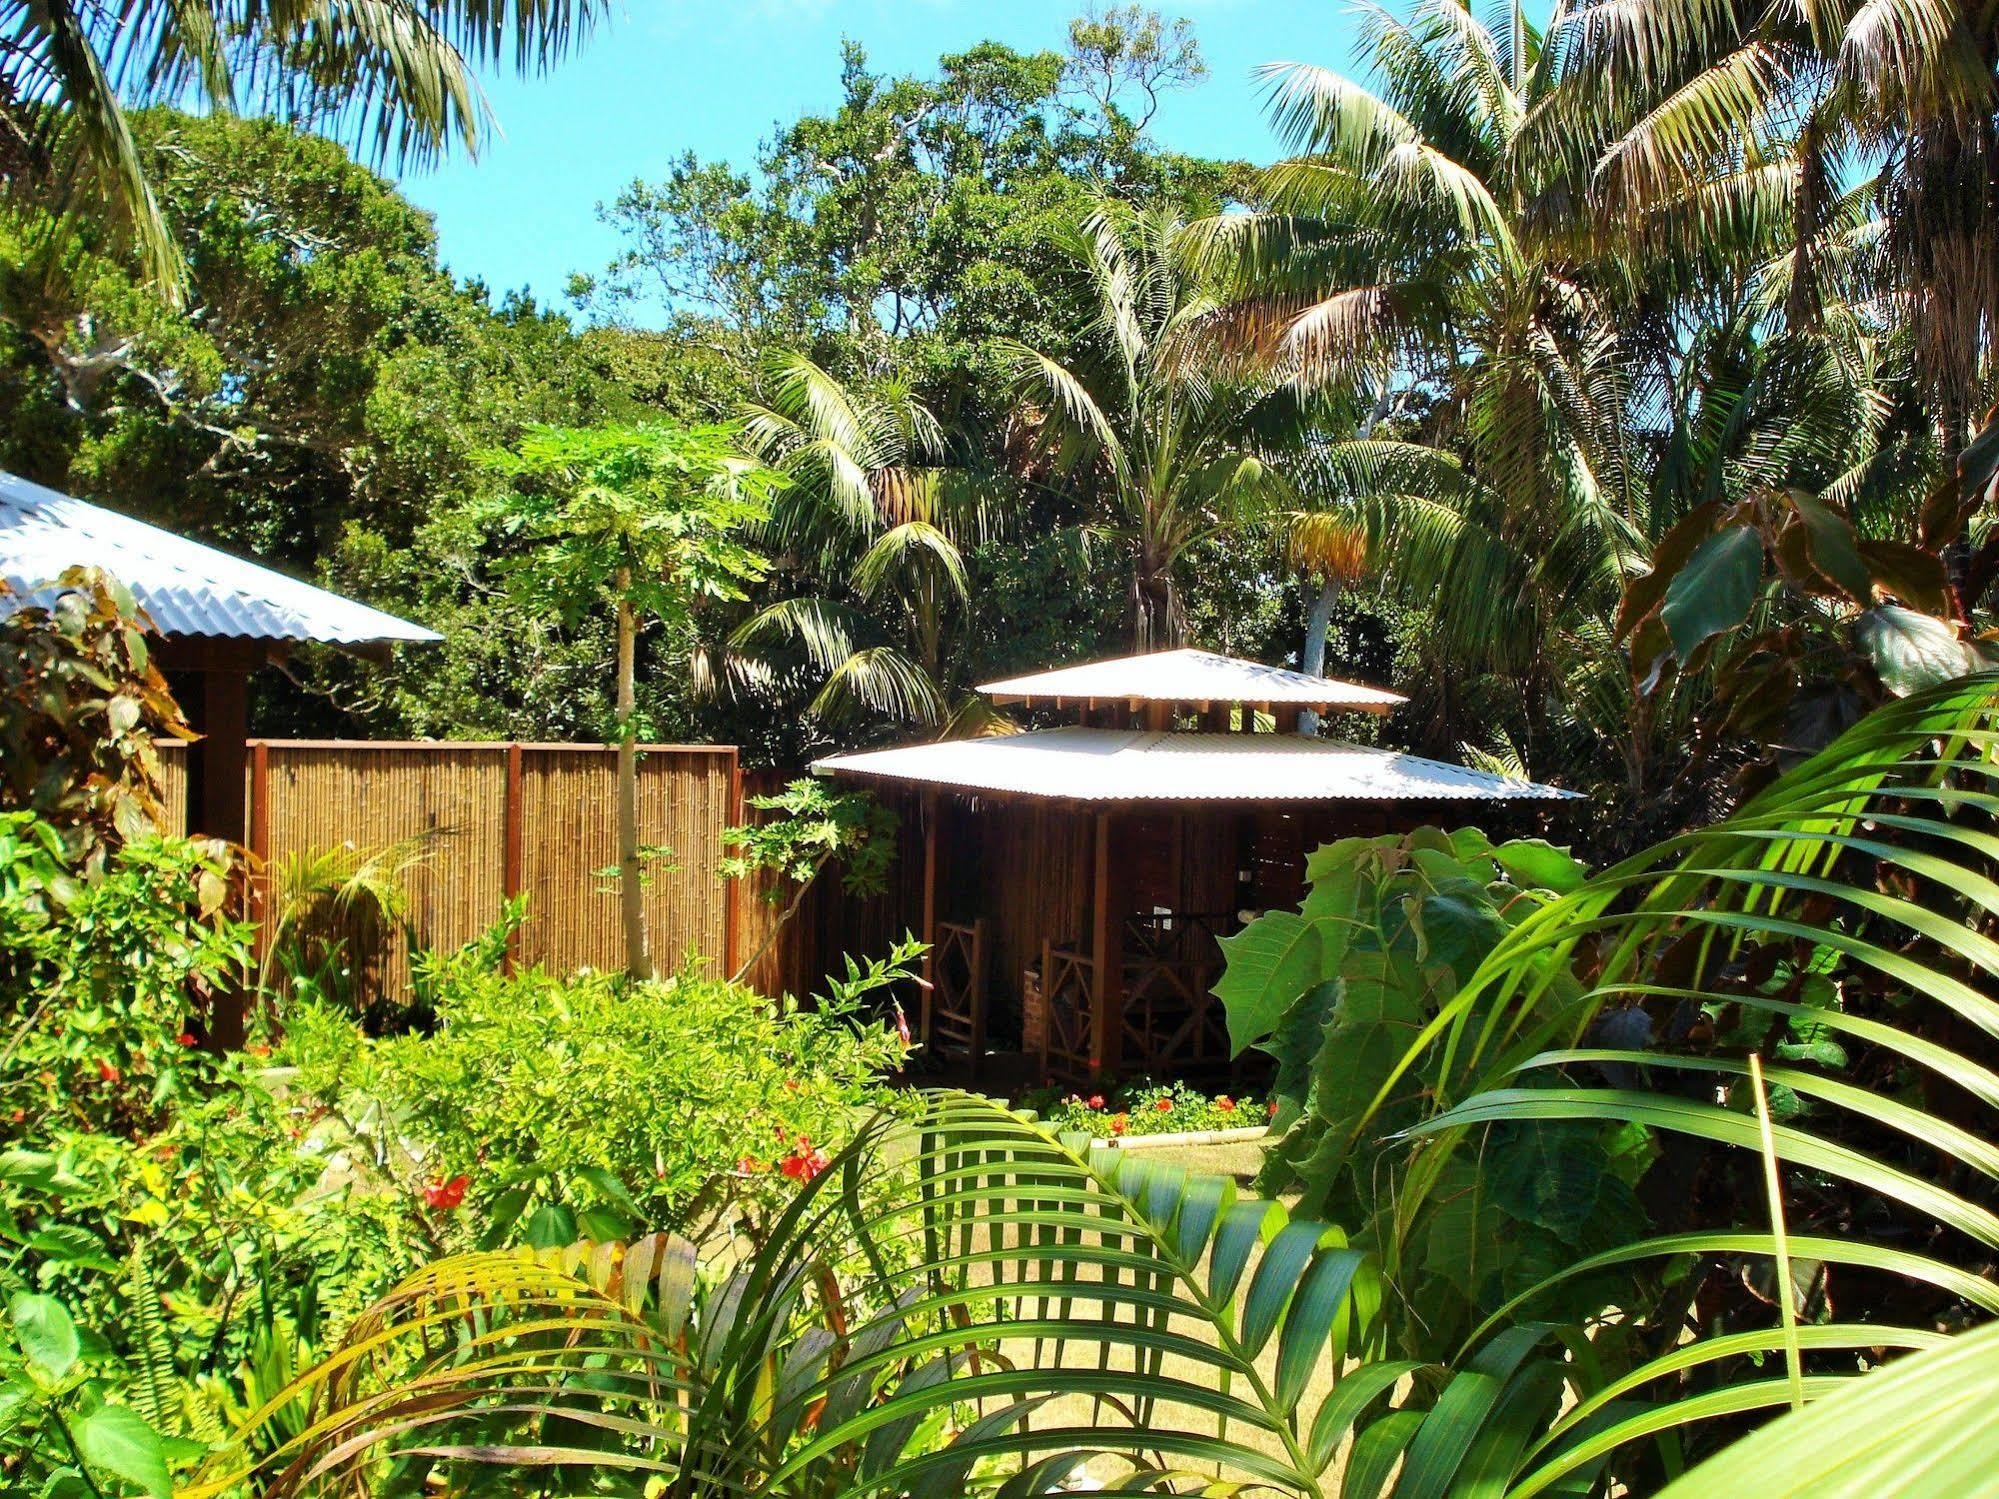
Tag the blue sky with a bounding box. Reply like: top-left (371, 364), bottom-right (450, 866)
top-left (392, 1), bottom-right (1368, 321)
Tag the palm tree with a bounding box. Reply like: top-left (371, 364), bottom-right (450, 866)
top-left (1, 1), bottom-right (607, 298)
top-left (1201, 2), bottom-right (1923, 804)
top-left (1537, 0), bottom-right (1995, 449)
top-left (729, 353), bottom-right (999, 736)
top-left (1005, 198), bottom-right (1313, 651)
top-left (1190, 2), bottom-right (1658, 765)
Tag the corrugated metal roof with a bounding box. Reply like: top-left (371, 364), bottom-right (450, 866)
top-left (979, 648), bottom-right (1406, 711)
top-left (0, 470), bottom-right (440, 644)
top-left (815, 727), bottom-right (1578, 803)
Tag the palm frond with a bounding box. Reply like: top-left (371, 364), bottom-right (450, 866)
top-left (851, 521), bottom-right (971, 608)
top-left (192, 1093), bottom-right (1399, 1496)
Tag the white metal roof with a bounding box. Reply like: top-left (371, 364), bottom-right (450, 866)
top-left (979, 647), bottom-right (1405, 712)
top-left (814, 727), bottom-right (1577, 803)
top-left (0, 470), bottom-right (440, 645)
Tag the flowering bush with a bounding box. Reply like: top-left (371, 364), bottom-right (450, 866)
top-left (282, 943), bottom-right (918, 1244)
top-left (1036, 1080), bottom-right (1267, 1139)
top-left (1, 813), bottom-right (252, 1137)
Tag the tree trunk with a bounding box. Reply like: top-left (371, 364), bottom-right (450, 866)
top-left (1298, 575), bottom-right (1340, 737)
top-left (615, 579), bottom-right (652, 980)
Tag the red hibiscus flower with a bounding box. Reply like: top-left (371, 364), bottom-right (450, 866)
top-left (97, 1060), bottom-right (121, 1083)
top-left (1216, 1095), bottom-right (1236, 1114)
top-left (423, 1174), bottom-right (470, 1210)
top-left (1155, 1097), bottom-right (1173, 1113)
top-left (177, 1031), bottom-right (197, 1047)
top-left (1109, 1113), bottom-right (1128, 1136)
top-left (1087, 1095), bottom-right (1105, 1110)
top-left (779, 1137), bottom-right (829, 1182)
top-left (1268, 1099), bottom-right (1280, 1118)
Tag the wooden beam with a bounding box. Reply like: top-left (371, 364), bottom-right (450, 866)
top-left (176, 659), bottom-right (250, 1047)
top-left (1089, 810), bottom-right (1125, 1078)
top-left (920, 789), bottom-right (940, 1050)
top-left (249, 739), bottom-right (270, 967)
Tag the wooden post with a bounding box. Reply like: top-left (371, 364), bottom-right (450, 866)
top-left (249, 739), bottom-right (270, 967)
top-left (920, 790), bottom-right (940, 1050)
top-left (1203, 704), bottom-right (1229, 733)
top-left (1274, 704), bottom-right (1303, 734)
top-left (503, 742), bottom-right (524, 973)
top-left (1089, 809), bottom-right (1125, 1078)
top-left (723, 753), bottom-right (743, 981)
top-left (175, 645), bottom-right (254, 1048)
top-left (1144, 701), bottom-right (1172, 732)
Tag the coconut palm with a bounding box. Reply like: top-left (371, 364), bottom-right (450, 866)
top-left (1188, 2), bottom-right (1659, 765)
top-left (1198, 2), bottom-right (1929, 800)
top-left (1, 0), bottom-right (607, 297)
top-left (1004, 198), bottom-right (1316, 651)
top-left (729, 353), bottom-right (999, 736)
top-left (1540, 0), bottom-right (1988, 444)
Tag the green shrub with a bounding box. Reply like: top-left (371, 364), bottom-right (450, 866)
top-left (1213, 824), bottom-right (1619, 1356)
top-left (1, 812), bottom-right (251, 1137)
top-left (283, 942), bottom-right (918, 1245)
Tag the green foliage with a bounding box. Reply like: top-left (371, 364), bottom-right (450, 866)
top-left (1, 814), bottom-right (250, 1136)
top-left (1005, 197), bottom-right (1317, 647)
top-left (1215, 826), bottom-right (1605, 1355)
top-left (0, 569), bottom-right (191, 869)
top-left (195, 1093), bottom-right (1392, 1497)
top-left (281, 948), bottom-right (914, 1240)
top-left (484, 421), bottom-right (779, 659)
top-left (3, 1291), bottom-right (179, 1498)
top-left (722, 778), bottom-right (901, 896)
top-left (1652, 1317), bottom-right (1999, 1498)
top-left (1, 0), bottom-right (608, 299)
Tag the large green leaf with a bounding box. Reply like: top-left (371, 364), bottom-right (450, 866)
top-left (74, 1404), bottom-right (172, 1499)
top-left (10, 1293), bottom-right (78, 1383)
top-left (1659, 523), bottom-right (1762, 660)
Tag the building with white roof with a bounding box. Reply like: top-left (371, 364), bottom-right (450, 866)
top-left (0, 470), bottom-right (437, 1035)
top-left (814, 647), bottom-right (1575, 1084)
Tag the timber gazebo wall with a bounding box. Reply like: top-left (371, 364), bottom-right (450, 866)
top-left (160, 741), bottom-right (745, 996)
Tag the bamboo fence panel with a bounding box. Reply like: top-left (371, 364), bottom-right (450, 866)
top-left (516, 747), bottom-right (736, 976)
top-left (157, 741), bottom-right (742, 1001)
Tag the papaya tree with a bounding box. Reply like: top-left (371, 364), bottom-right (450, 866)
top-left (487, 424), bottom-right (778, 978)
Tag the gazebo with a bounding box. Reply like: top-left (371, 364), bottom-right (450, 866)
top-left (815, 648), bottom-right (1577, 1083)
top-left (0, 469), bottom-right (438, 1004)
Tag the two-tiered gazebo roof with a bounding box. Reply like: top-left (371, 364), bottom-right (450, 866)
top-left (815, 648), bottom-right (1573, 1084)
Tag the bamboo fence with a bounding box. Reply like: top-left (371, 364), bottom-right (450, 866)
top-left (160, 740), bottom-right (750, 997)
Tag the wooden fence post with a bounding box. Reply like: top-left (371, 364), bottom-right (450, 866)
top-left (503, 742), bottom-right (524, 972)
top-left (725, 753), bottom-right (744, 981)
top-left (249, 739), bottom-right (270, 964)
